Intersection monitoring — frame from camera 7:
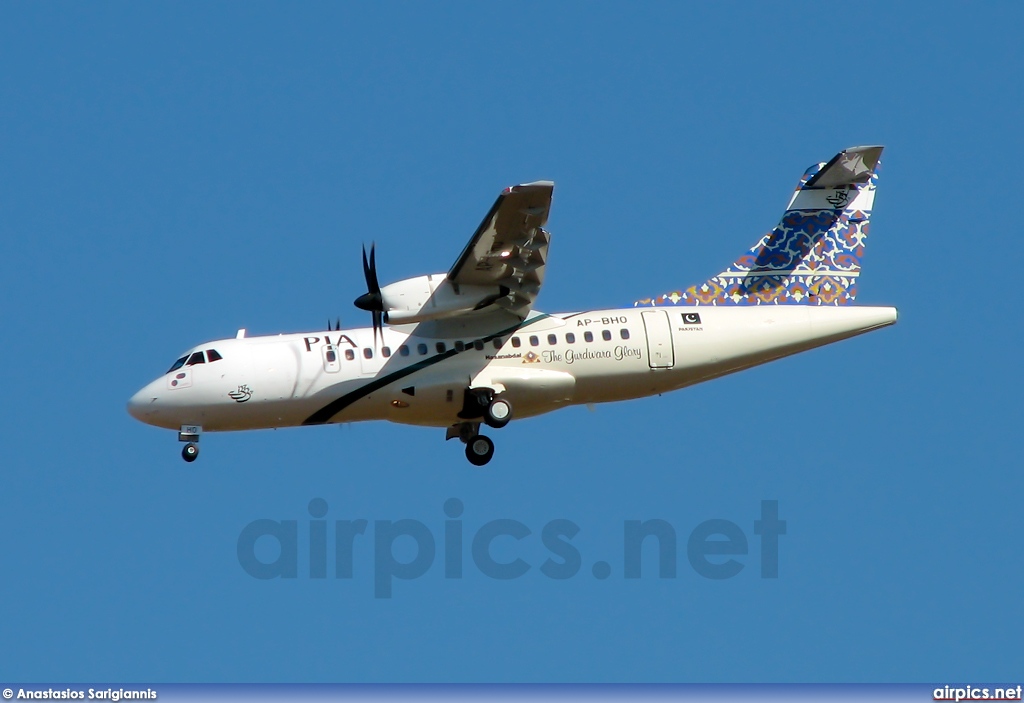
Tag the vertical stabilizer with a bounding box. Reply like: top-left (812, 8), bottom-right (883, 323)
top-left (636, 146), bottom-right (883, 307)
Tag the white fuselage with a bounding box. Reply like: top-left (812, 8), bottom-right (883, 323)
top-left (127, 305), bottom-right (897, 433)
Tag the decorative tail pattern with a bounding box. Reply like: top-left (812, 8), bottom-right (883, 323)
top-left (635, 146), bottom-right (883, 307)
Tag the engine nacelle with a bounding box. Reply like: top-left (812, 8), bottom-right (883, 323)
top-left (380, 274), bottom-right (507, 324)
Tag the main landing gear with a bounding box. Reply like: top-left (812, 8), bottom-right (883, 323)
top-left (449, 391), bottom-right (513, 466)
top-left (449, 423), bottom-right (494, 466)
top-left (465, 434), bottom-right (494, 466)
top-left (484, 397), bottom-right (512, 429)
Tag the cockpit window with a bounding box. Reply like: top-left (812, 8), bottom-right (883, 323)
top-left (167, 356), bottom-right (188, 374)
top-left (207, 349), bottom-right (223, 362)
top-left (186, 352), bottom-right (206, 366)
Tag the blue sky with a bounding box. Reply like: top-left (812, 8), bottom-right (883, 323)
top-left (1, 2), bottom-right (1021, 683)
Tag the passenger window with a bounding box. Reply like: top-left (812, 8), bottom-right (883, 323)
top-left (547, 334), bottom-right (557, 345)
top-left (326, 347), bottom-right (338, 363)
top-left (602, 330), bottom-right (612, 341)
top-left (399, 345), bottom-right (410, 357)
top-left (584, 331), bottom-right (594, 343)
top-left (345, 349), bottom-right (355, 361)
top-left (492, 339), bottom-right (502, 349)
top-left (529, 335), bottom-right (539, 347)
top-left (382, 346), bottom-right (391, 358)
top-left (620, 329), bottom-right (630, 340)
top-left (436, 342), bottom-right (446, 353)
top-left (474, 340), bottom-right (484, 351)
top-left (511, 337), bottom-right (521, 348)
top-left (417, 343), bottom-right (428, 355)
top-left (207, 349), bottom-right (223, 362)
top-left (186, 352), bottom-right (205, 366)
top-left (363, 348), bottom-right (373, 359)
top-left (566, 333), bottom-right (576, 344)
top-left (455, 341), bottom-right (465, 352)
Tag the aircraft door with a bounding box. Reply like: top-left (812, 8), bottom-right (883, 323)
top-left (322, 344), bottom-right (341, 373)
top-left (641, 310), bottom-right (675, 368)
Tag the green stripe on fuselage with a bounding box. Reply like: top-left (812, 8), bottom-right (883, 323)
top-left (302, 314), bottom-right (551, 425)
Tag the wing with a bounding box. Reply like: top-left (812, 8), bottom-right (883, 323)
top-left (447, 181), bottom-right (553, 320)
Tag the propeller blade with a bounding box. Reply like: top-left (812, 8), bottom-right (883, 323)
top-left (372, 310), bottom-right (383, 348)
top-left (362, 243), bottom-right (380, 296)
top-left (355, 243), bottom-right (385, 313)
top-left (361, 245), bottom-right (371, 291)
top-left (369, 245), bottom-right (377, 291)
top-left (356, 242), bottom-right (386, 347)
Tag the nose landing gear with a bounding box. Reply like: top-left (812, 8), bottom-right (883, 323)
top-left (178, 424), bottom-right (202, 463)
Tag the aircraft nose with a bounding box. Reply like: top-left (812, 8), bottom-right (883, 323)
top-left (127, 385), bottom-right (159, 423)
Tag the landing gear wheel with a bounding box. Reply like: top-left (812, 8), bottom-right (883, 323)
top-left (182, 443), bottom-right (199, 463)
top-left (465, 434), bottom-right (495, 466)
top-left (484, 397), bottom-right (513, 429)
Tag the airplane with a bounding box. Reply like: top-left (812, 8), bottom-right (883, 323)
top-left (128, 145), bottom-right (896, 466)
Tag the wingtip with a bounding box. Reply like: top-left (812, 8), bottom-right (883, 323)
top-left (509, 180), bottom-right (555, 190)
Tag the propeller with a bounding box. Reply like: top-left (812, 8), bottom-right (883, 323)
top-left (354, 243), bottom-right (387, 345)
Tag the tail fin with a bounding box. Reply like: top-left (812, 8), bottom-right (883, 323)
top-left (636, 145), bottom-right (883, 307)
